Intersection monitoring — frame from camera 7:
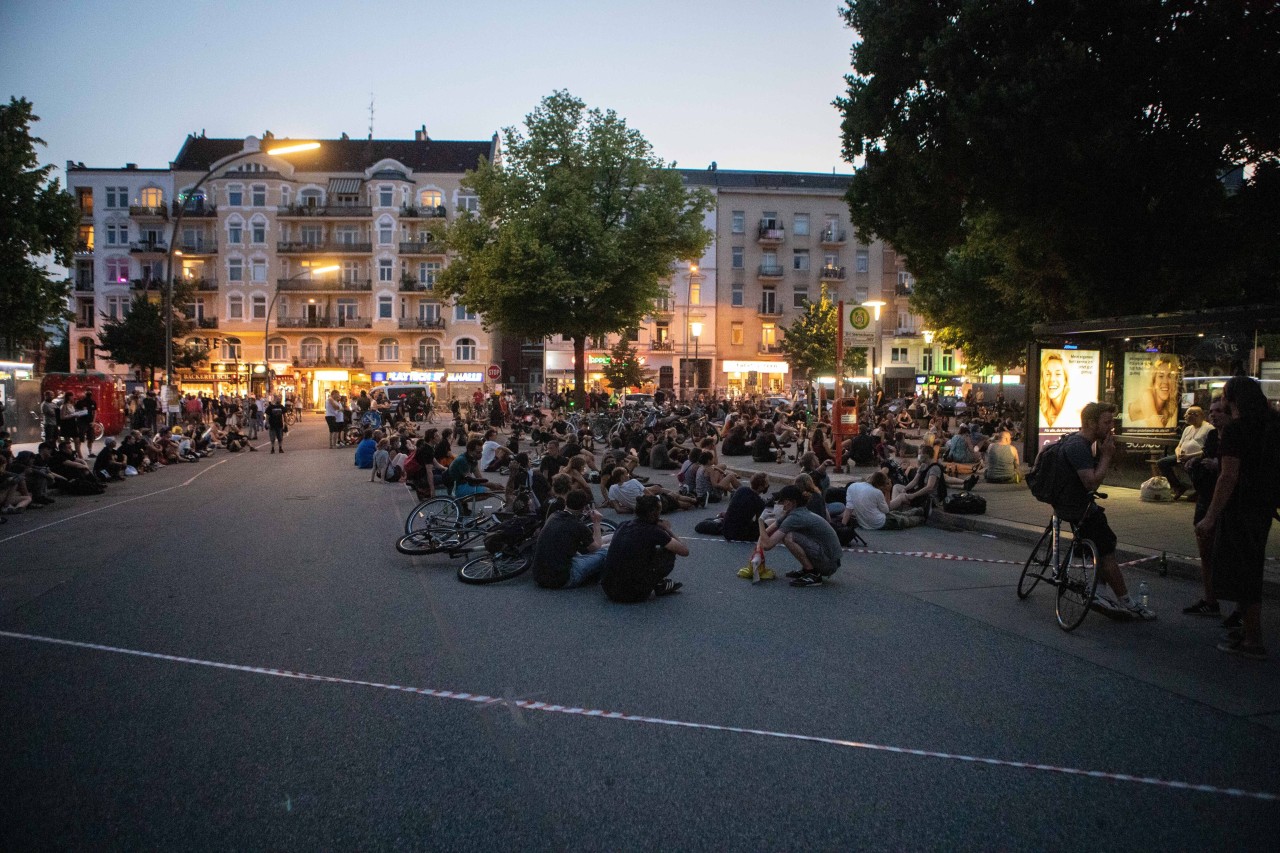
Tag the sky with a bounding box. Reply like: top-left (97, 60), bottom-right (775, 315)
top-left (1, 0), bottom-right (858, 181)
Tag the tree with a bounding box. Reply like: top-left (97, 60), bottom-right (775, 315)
top-left (96, 292), bottom-right (206, 384)
top-left (598, 337), bottom-right (652, 392)
top-left (0, 97), bottom-right (79, 359)
top-left (779, 290), bottom-right (867, 387)
top-left (44, 332), bottom-right (69, 373)
top-left (835, 0), bottom-right (1280, 363)
top-left (440, 91), bottom-right (713, 405)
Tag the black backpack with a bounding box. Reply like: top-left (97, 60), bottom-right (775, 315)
top-left (944, 491), bottom-right (987, 515)
top-left (1027, 440), bottom-right (1071, 505)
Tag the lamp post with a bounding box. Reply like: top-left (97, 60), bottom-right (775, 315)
top-left (682, 262), bottom-right (698, 402)
top-left (164, 140), bottom-right (320, 415)
top-left (265, 265), bottom-right (339, 395)
top-left (862, 299), bottom-right (886, 403)
top-left (690, 320), bottom-right (703, 401)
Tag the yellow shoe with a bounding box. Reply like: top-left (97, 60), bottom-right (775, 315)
top-left (737, 565), bottom-right (755, 579)
top-left (757, 568), bottom-right (777, 581)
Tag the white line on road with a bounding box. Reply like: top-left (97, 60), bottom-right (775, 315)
top-left (2, 628), bottom-right (1275, 803)
top-left (0, 459), bottom-right (228, 544)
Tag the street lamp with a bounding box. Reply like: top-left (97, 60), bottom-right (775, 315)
top-left (862, 299), bottom-right (887, 402)
top-left (164, 140), bottom-right (320, 413)
top-left (265, 265), bottom-right (339, 394)
top-left (690, 320), bottom-right (703, 400)
top-left (682, 262), bottom-right (698, 402)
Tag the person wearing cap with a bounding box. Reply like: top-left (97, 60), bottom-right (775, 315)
top-left (1157, 405), bottom-right (1214, 500)
top-left (758, 484), bottom-right (844, 587)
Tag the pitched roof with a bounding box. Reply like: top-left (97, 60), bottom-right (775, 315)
top-left (171, 136), bottom-right (493, 175)
top-left (677, 168), bottom-right (854, 191)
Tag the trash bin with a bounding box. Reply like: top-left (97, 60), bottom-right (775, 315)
top-left (836, 398), bottom-right (862, 436)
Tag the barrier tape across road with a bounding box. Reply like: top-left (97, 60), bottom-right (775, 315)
top-left (1, 629), bottom-right (1275, 803)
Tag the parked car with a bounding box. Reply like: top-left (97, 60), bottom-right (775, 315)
top-left (621, 393), bottom-right (654, 408)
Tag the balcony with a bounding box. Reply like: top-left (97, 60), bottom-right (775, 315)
top-left (411, 356), bottom-right (445, 369)
top-left (277, 204), bottom-right (373, 218)
top-left (757, 223), bottom-right (785, 244)
top-left (172, 202), bottom-right (217, 217)
top-left (894, 327), bottom-right (921, 338)
top-left (276, 278), bottom-right (372, 292)
top-left (819, 265), bottom-right (847, 281)
top-left (277, 240), bottom-right (373, 254)
top-left (129, 205), bottom-right (168, 220)
top-left (650, 340), bottom-right (673, 351)
top-left (277, 317), bottom-right (372, 330)
top-left (191, 278), bottom-right (219, 291)
top-left (757, 301), bottom-right (783, 318)
top-left (129, 241), bottom-right (167, 254)
top-left (197, 317), bottom-right (220, 329)
top-left (130, 278), bottom-right (167, 291)
top-left (398, 240), bottom-right (440, 254)
top-left (758, 343), bottom-right (784, 355)
top-left (895, 282), bottom-right (914, 297)
top-left (398, 317), bottom-right (446, 331)
top-left (74, 241), bottom-right (94, 255)
top-left (74, 278), bottom-right (95, 292)
top-left (177, 239), bottom-right (217, 254)
top-left (758, 264), bottom-right (784, 279)
top-left (293, 356), bottom-right (367, 369)
top-left (400, 204), bottom-right (447, 219)
top-left (75, 315), bottom-right (95, 329)
top-left (820, 228), bottom-right (847, 245)
top-left (399, 277), bottom-right (436, 292)
top-left (652, 298), bottom-right (675, 317)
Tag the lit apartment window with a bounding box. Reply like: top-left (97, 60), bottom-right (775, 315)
top-left (689, 282), bottom-right (700, 306)
top-left (139, 187), bottom-right (163, 208)
top-left (731, 322), bottom-right (743, 345)
top-left (420, 189), bottom-right (442, 208)
top-left (105, 258), bottom-right (129, 282)
top-left (761, 323), bottom-right (776, 347)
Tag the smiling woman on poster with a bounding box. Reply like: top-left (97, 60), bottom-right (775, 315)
top-left (1127, 355), bottom-right (1179, 429)
top-left (1040, 352), bottom-right (1070, 427)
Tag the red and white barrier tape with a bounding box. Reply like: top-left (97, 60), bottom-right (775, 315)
top-left (2, 629), bottom-right (1274, 803)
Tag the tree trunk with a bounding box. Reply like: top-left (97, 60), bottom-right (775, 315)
top-left (573, 335), bottom-right (588, 409)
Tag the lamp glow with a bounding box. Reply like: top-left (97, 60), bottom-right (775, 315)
top-left (267, 141), bottom-right (321, 156)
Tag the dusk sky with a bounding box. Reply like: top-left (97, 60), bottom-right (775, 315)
top-left (2, 0), bottom-right (858, 181)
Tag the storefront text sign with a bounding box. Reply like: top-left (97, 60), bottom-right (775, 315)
top-left (380, 371), bottom-right (445, 383)
top-left (447, 372), bottom-right (483, 383)
top-left (722, 360), bottom-right (789, 374)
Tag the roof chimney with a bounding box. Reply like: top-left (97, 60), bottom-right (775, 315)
top-left (414, 125), bottom-right (429, 142)
top-left (125, 163), bottom-right (137, 170)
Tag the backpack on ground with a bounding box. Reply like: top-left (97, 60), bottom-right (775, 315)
top-left (694, 515), bottom-right (725, 536)
top-left (944, 491), bottom-right (987, 515)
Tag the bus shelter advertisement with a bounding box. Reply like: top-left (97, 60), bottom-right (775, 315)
top-left (1037, 348), bottom-right (1101, 448)
top-left (1122, 352), bottom-right (1181, 435)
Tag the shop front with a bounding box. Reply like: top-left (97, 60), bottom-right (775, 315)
top-left (722, 359), bottom-right (789, 397)
top-left (544, 350), bottom-right (609, 397)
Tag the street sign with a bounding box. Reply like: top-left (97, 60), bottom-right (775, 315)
top-left (486, 364), bottom-right (502, 380)
top-left (850, 306), bottom-right (871, 330)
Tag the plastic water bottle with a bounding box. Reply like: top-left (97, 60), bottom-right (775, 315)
top-left (1138, 580), bottom-right (1150, 609)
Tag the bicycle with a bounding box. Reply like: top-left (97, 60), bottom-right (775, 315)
top-left (456, 506), bottom-right (619, 585)
top-left (1017, 492), bottom-right (1104, 632)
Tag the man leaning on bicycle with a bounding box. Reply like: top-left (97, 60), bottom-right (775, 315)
top-left (1053, 402), bottom-right (1156, 620)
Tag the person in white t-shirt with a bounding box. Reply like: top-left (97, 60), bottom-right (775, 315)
top-left (478, 428), bottom-right (509, 473)
top-left (842, 471), bottom-right (925, 530)
top-left (1157, 405), bottom-right (1214, 499)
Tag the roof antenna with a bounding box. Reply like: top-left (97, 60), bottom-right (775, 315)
top-left (368, 93), bottom-right (375, 140)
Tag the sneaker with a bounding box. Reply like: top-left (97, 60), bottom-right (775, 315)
top-left (1091, 585), bottom-right (1128, 616)
top-left (789, 572), bottom-right (823, 587)
top-left (653, 579), bottom-right (683, 596)
top-left (757, 568), bottom-right (777, 581)
top-left (1182, 599), bottom-right (1220, 616)
top-left (1121, 596), bottom-right (1158, 621)
top-left (1223, 610), bottom-right (1244, 630)
top-left (1217, 638), bottom-right (1267, 660)
top-left (737, 565), bottom-right (755, 579)
top-left (785, 569), bottom-right (806, 579)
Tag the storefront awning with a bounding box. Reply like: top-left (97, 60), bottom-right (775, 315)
top-left (327, 178), bottom-right (362, 195)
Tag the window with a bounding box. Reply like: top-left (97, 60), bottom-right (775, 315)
top-left (793, 285), bottom-right (808, 308)
top-left (227, 220), bottom-right (242, 245)
top-left (456, 337), bottom-right (477, 361)
top-left (250, 217), bottom-right (267, 245)
top-left (228, 258), bottom-right (243, 282)
top-left (689, 282), bottom-right (700, 306)
top-left (228, 294), bottom-right (244, 320)
top-left (793, 214), bottom-right (809, 236)
top-left (336, 299), bottom-right (358, 322)
top-left (104, 294), bottom-right (128, 320)
top-left (418, 300), bottom-right (440, 322)
top-left (761, 211), bottom-right (779, 229)
top-left (922, 349), bottom-right (934, 373)
top-left (942, 349), bottom-right (954, 372)
top-left (223, 337), bottom-right (242, 359)
top-left (731, 281), bottom-right (744, 307)
top-left (378, 338), bottom-right (399, 361)
top-left (418, 340), bottom-right (441, 363)
top-left (792, 250), bottom-right (810, 271)
top-left (78, 224), bottom-right (94, 251)
top-left (228, 185), bottom-right (243, 207)
top-left (336, 337), bottom-right (359, 364)
top-left (762, 250), bottom-right (778, 270)
top-left (342, 261), bottom-right (360, 284)
top-left (77, 187), bottom-right (94, 215)
top-left (106, 223), bottom-right (128, 245)
top-left (378, 185), bottom-right (394, 207)
top-left (419, 261), bottom-right (441, 287)
top-left (378, 259), bottom-right (394, 282)
top-left (626, 327), bottom-right (640, 342)
top-left (891, 347), bottom-right (909, 363)
top-left (105, 258), bottom-right (129, 282)
top-left (378, 295), bottom-right (393, 319)
top-left (251, 185), bottom-right (266, 207)
top-left (457, 194), bottom-right (479, 215)
top-left (78, 338), bottom-right (95, 369)
top-left (300, 337), bottom-right (322, 362)
top-left (267, 337), bottom-right (287, 360)
top-left (761, 289), bottom-right (777, 314)
top-left (419, 189), bottom-right (443, 209)
top-left (731, 211), bottom-right (745, 233)
top-left (336, 226), bottom-right (359, 245)
top-left (761, 323), bottom-right (776, 347)
top-left (251, 259), bottom-right (267, 283)
top-left (855, 249), bottom-right (869, 273)
top-left (251, 293), bottom-right (267, 320)
top-left (455, 303), bottom-right (477, 321)
top-left (731, 247), bottom-right (744, 269)
top-left (378, 220), bottom-right (394, 245)
top-left (301, 225), bottom-right (322, 245)
top-left (300, 189), bottom-right (322, 208)
top-left (139, 187), bottom-right (163, 208)
top-left (105, 186), bottom-right (127, 208)
top-left (731, 322), bottom-right (744, 346)
top-left (824, 251), bottom-right (840, 268)
top-left (280, 186), bottom-right (290, 207)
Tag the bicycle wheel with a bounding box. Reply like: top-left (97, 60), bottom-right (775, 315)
top-left (396, 526), bottom-right (461, 556)
top-left (458, 491), bottom-right (505, 525)
top-left (457, 550), bottom-right (531, 584)
top-left (345, 425), bottom-right (362, 444)
top-left (406, 497), bottom-right (460, 534)
top-left (91, 421), bottom-right (105, 441)
top-left (1056, 538), bottom-right (1099, 632)
top-left (1017, 524), bottom-right (1053, 599)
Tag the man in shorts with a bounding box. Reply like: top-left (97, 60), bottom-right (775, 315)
top-left (759, 484), bottom-right (844, 587)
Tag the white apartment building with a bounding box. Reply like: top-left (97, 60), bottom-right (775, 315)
top-left (67, 128), bottom-right (501, 406)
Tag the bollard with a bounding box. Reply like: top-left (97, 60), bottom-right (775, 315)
top-left (1159, 551), bottom-right (1169, 577)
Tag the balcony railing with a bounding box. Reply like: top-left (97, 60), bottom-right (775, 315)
top-left (398, 317), bottom-right (446, 330)
top-left (277, 204), bottom-right (373, 218)
top-left (197, 317), bottom-right (220, 329)
top-left (819, 265), bottom-right (847, 281)
top-left (129, 205), bottom-right (168, 219)
top-left (129, 241), bottom-right (167, 254)
top-left (277, 240), bottom-right (373, 254)
top-left (895, 282), bottom-right (914, 297)
top-left (398, 240), bottom-right (439, 254)
top-left (758, 224), bottom-right (785, 242)
top-left (74, 241), bottom-right (93, 255)
top-left (399, 278), bottom-right (436, 292)
top-left (652, 299), bottom-right (675, 315)
top-left (758, 264), bottom-right (784, 278)
top-left (75, 315), bottom-right (95, 328)
top-left (758, 343), bottom-right (784, 355)
top-left (400, 204), bottom-right (447, 219)
top-left (178, 239), bottom-right (217, 254)
top-left (277, 317), bottom-right (372, 329)
top-left (172, 202), bottom-right (217, 217)
top-left (757, 302), bottom-right (783, 317)
top-left (820, 228), bottom-right (847, 244)
top-left (650, 341), bottom-right (673, 351)
top-left (74, 279), bottom-right (95, 292)
top-left (293, 356), bottom-right (367, 368)
top-left (276, 278), bottom-right (372, 292)
top-left (191, 278), bottom-right (219, 291)
top-left (412, 356), bottom-right (445, 369)
top-left (130, 278), bottom-right (167, 290)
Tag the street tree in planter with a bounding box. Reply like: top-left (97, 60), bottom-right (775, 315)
top-left (440, 90), bottom-right (712, 407)
top-left (96, 289), bottom-right (207, 386)
top-left (599, 338), bottom-right (652, 394)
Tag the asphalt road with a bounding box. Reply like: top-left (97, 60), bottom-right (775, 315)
top-left (2, 419), bottom-right (1278, 850)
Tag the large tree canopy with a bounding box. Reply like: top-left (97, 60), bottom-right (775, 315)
top-left (439, 90), bottom-right (712, 402)
top-left (836, 0), bottom-right (1280, 365)
top-left (0, 97), bottom-right (79, 359)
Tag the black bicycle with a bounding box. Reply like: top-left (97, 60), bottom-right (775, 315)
top-left (1017, 493), bottom-right (1104, 632)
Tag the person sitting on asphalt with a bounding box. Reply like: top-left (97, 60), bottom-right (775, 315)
top-left (751, 422), bottom-right (784, 464)
top-left (726, 472), bottom-right (771, 544)
top-left (532, 488), bottom-right (609, 589)
top-left (983, 430), bottom-right (1021, 483)
top-left (371, 439), bottom-right (391, 481)
top-left (943, 425), bottom-right (980, 470)
top-left (757, 484), bottom-right (844, 587)
top-left (225, 423), bottom-right (253, 453)
top-left (601, 494), bottom-right (690, 602)
top-left (446, 437), bottom-right (503, 499)
top-left (842, 470), bottom-right (925, 530)
top-left (92, 438), bottom-right (126, 481)
top-left (648, 436), bottom-right (681, 470)
top-left (695, 450), bottom-right (740, 505)
top-left (354, 429), bottom-right (378, 468)
top-left (479, 428), bottom-right (510, 474)
top-left (1157, 405), bottom-right (1214, 500)
top-left (607, 466), bottom-right (694, 514)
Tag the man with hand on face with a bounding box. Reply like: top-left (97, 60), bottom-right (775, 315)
top-left (532, 489), bottom-right (608, 589)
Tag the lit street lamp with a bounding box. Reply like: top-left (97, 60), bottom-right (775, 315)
top-left (682, 262), bottom-right (698, 402)
top-left (862, 299), bottom-right (887, 401)
top-left (690, 320), bottom-right (703, 400)
top-left (265, 265), bottom-right (339, 394)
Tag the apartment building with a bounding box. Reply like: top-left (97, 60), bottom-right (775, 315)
top-left (67, 128), bottom-right (500, 406)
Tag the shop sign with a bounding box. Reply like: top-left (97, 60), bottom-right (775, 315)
top-left (722, 360), bottom-right (789, 374)
top-left (849, 307), bottom-right (871, 330)
top-left (447, 372), bottom-right (483, 383)
top-left (381, 370), bottom-right (445, 383)
top-left (587, 354), bottom-right (611, 365)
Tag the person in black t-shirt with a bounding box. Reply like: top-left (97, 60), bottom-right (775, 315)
top-left (531, 489), bottom-right (607, 589)
top-left (601, 494), bottom-right (690, 602)
top-left (539, 439), bottom-right (567, 478)
top-left (264, 395), bottom-right (288, 453)
top-left (722, 473), bottom-right (770, 541)
top-left (751, 423), bottom-right (782, 463)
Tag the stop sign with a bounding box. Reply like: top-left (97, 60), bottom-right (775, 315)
top-left (486, 364), bottom-right (502, 381)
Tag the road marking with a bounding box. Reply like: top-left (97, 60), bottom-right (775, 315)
top-left (0, 459), bottom-right (228, 544)
top-left (2, 629), bottom-right (1275, 803)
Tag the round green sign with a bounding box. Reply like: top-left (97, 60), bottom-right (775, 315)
top-left (849, 306), bottom-right (871, 330)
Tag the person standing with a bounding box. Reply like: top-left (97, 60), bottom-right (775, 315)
top-left (40, 391), bottom-right (59, 446)
top-left (79, 390), bottom-right (97, 458)
top-left (264, 395), bottom-right (288, 454)
top-left (1195, 377), bottom-right (1277, 660)
top-left (292, 392), bottom-right (304, 422)
top-left (59, 393), bottom-right (81, 458)
top-left (325, 390), bottom-right (343, 449)
top-left (1182, 396), bottom-right (1227, 616)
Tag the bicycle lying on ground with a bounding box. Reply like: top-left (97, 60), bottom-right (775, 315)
top-left (1017, 492), bottom-right (1104, 631)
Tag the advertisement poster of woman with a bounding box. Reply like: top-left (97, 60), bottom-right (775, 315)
top-left (1124, 353), bottom-right (1180, 431)
top-left (1038, 348), bottom-right (1100, 443)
